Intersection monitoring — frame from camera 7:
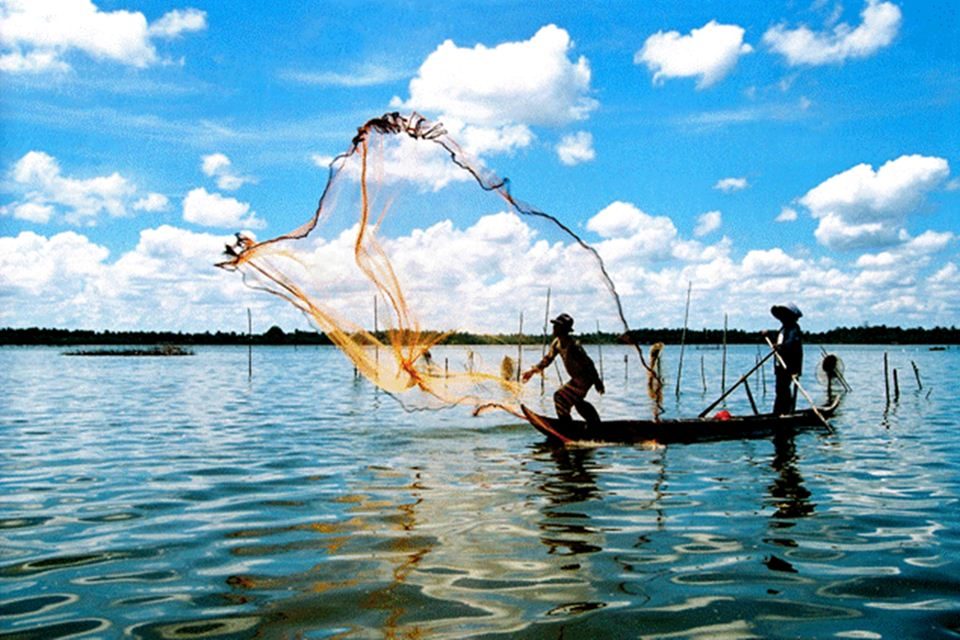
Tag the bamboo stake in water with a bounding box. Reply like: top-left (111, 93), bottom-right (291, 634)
top-left (596, 319), bottom-right (604, 382)
top-left (517, 311), bottom-right (524, 382)
top-left (675, 281), bottom-right (692, 398)
top-left (247, 307), bottom-right (252, 380)
top-left (893, 368), bottom-right (900, 402)
top-left (700, 354), bottom-right (707, 393)
top-left (721, 313), bottom-right (728, 393)
top-left (884, 352), bottom-right (890, 406)
top-left (911, 360), bottom-right (922, 390)
top-left (540, 287), bottom-right (551, 395)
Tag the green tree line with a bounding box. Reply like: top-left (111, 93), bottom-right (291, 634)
top-left (2, 325), bottom-right (957, 346)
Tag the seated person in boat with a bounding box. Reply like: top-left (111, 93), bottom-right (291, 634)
top-left (521, 313), bottom-right (605, 429)
top-left (765, 303), bottom-right (804, 415)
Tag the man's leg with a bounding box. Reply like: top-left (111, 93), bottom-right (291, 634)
top-left (574, 399), bottom-right (601, 432)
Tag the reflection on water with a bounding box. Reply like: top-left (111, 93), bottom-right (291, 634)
top-left (1, 345), bottom-right (959, 639)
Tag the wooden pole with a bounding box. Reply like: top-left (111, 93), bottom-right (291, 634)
top-left (721, 313), bottom-right (728, 393)
top-left (700, 354), bottom-right (707, 393)
top-left (884, 352), bottom-right (890, 406)
top-left (517, 311), bottom-right (524, 382)
top-left (374, 295), bottom-right (380, 370)
top-left (675, 281), bottom-right (692, 398)
top-left (744, 378), bottom-right (759, 415)
top-left (893, 368), bottom-right (900, 402)
top-left (911, 360), bottom-right (922, 390)
top-left (596, 320), bottom-right (604, 382)
top-left (540, 287), bottom-right (551, 395)
top-left (699, 349), bottom-right (775, 417)
top-left (247, 307), bottom-right (252, 380)
top-left (624, 354), bottom-right (629, 384)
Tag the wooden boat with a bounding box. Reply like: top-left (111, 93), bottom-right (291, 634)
top-left (521, 399), bottom-right (840, 445)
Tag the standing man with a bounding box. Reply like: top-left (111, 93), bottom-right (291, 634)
top-left (522, 313), bottom-right (605, 429)
top-left (766, 303), bottom-right (804, 415)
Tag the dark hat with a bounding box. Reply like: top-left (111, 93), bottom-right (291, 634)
top-left (550, 313), bottom-right (574, 329)
top-left (771, 303), bottom-right (803, 322)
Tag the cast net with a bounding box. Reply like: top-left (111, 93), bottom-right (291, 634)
top-left (218, 112), bottom-right (651, 416)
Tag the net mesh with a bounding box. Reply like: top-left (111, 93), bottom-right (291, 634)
top-left (218, 112), bottom-right (655, 416)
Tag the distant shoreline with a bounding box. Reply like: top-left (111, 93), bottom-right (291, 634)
top-left (2, 325), bottom-right (957, 346)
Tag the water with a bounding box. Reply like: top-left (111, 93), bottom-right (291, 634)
top-left (2, 344), bottom-right (959, 639)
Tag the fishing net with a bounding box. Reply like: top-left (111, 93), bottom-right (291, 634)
top-left (218, 112), bottom-right (651, 416)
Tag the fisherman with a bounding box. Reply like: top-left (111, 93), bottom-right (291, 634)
top-left (522, 313), bottom-right (605, 431)
top-left (765, 303), bottom-right (804, 415)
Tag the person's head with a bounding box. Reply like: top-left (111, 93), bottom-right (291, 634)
top-left (771, 303), bottom-right (802, 325)
top-left (551, 313), bottom-right (574, 336)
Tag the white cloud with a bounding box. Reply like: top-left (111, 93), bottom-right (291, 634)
top-left (147, 8), bottom-right (207, 39)
top-left (133, 193), bottom-right (170, 212)
top-left (556, 131), bottom-right (595, 166)
top-left (3, 150), bottom-right (147, 225)
top-left (0, 0), bottom-right (206, 74)
top-left (776, 207), bottom-right (798, 222)
top-left (800, 154), bottom-right (951, 250)
top-left (395, 24), bottom-right (597, 128)
top-left (635, 20), bottom-right (753, 89)
top-left (694, 210), bottom-right (722, 237)
top-left (182, 187), bottom-right (263, 229)
top-left (714, 177), bottom-right (749, 192)
top-left (281, 63), bottom-right (406, 87)
top-left (763, 0), bottom-right (901, 66)
top-left (201, 153), bottom-right (253, 191)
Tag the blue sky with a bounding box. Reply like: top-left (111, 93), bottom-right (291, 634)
top-left (1, 0), bottom-right (958, 333)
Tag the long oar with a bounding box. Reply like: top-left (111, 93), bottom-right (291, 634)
top-left (698, 349), bottom-right (776, 418)
top-left (764, 336), bottom-right (833, 431)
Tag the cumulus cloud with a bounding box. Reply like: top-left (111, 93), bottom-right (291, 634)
top-left (694, 210), bottom-right (722, 237)
top-left (147, 8), bottom-right (207, 39)
top-left (201, 153), bottom-right (253, 191)
top-left (397, 24), bottom-right (596, 127)
top-left (763, 0), bottom-right (901, 66)
top-left (799, 155), bottom-right (951, 250)
top-left (556, 131), bottom-right (595, 166)
top-left (1, 150), bottom-right (161, 225)
top-left (635, 20), bottom-right (753, 89)
top-left (390, 25), bottom-right (596, 163)
top-left (132, 193), bottom-right (170, 212)
top-left (182, 187), bottom-right (263, 229)
top-left (714, 177), bottom-right (749, 192)
top-left (776, 206), bottom-right (799, 222)
top-left (0, 0), bottom-right (207, 74)
top-left (2, 202), bottom-right (957, 331)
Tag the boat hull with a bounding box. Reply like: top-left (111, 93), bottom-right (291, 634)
top-left (521, 402), bottom-right (838, 445)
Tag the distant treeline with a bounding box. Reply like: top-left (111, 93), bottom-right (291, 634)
top-left (2, 325), bottom-right (958, 346)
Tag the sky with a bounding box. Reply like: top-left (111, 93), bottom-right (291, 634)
top-left (1, 0), bottom-right (958, 334)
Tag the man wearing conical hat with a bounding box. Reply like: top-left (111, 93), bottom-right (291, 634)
top-left (767, 303), bottom-right (804, 415)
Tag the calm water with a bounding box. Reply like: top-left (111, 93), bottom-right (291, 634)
top-left (2, 344), bottom-right (959, 639)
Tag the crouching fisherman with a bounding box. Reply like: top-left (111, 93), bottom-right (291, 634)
top-left (522, 313), bottom-right (605, 432)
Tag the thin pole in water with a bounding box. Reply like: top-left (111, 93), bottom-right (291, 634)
top-left (893, 368), bottom-right (900, 402)
top-left (911, 360), bottom-right (922, 390)
top-left (517, 311), bottom-right (524, 382)
top-left (721, 313), bottom-right (728, 394)
top-left (700, 354), bottom-right (706, 393)
top-left (884, 352), bottom-right (890, 406)
top-left (247, 307), bottom-right (252, 380)
top-left (596, 319), bottom-right (604, 382)
top-left (540, 287), bottom-right (551, 395)
top-left (676, 281), bottom-right (692, 398)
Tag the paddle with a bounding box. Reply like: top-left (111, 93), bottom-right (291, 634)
top-left (764, 335), bottom-right (833, 431)
top-left (698, 349), bottom-right (775, 418)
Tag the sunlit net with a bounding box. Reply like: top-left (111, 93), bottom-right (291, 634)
top-left (218, 112), bottom-right (654, 416)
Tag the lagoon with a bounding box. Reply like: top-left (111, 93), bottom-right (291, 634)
top-left (2, 344), bottom-right (959, 638)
